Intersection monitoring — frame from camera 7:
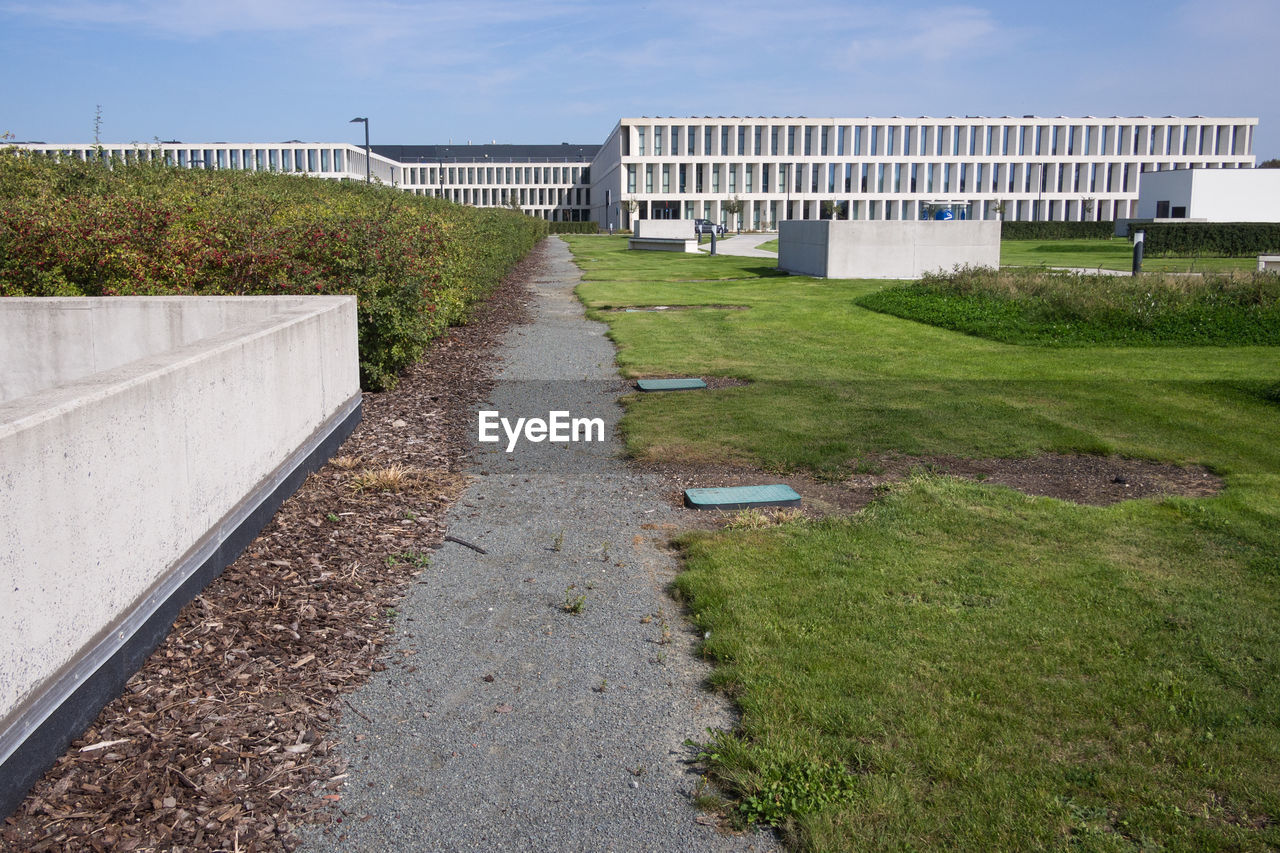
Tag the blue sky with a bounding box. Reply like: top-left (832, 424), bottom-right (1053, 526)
top-left (2, 0), bottom-right (1276, 158)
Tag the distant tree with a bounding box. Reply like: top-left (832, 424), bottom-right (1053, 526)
top-left (617, 197), bottom-right (638, 229)
top-left (723, 196), bottom-right (745, 233)
top-left (506, 193), bottom-right (522, 213)
top-left (1260, 158), bottom-right (1280, 168)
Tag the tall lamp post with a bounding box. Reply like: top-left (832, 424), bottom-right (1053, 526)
top-left (349, 116), bottom-right (370, 183)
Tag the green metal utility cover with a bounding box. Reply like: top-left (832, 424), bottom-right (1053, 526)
top-left (683, 484), bottom-right (802, 510)
top-left (637, 378), bottom-right (707, 392)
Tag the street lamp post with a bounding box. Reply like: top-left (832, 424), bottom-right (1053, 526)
top-left (349, 117), bottom-right (370, 183)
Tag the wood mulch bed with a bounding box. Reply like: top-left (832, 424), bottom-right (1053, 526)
top-left (1, 247), bottom-right (540, 853)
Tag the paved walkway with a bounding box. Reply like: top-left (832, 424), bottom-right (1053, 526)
top-left (698, 233), bottom-right (778, 257)
top-left (300, 238), bottom-right (776, 852)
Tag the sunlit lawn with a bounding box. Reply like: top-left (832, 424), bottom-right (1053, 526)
top-left (564, 234), bottom-right (1280, 851)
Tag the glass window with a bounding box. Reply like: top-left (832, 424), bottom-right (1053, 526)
top-left (662, 164), bottom-right (670, 193)
top-left (679, 163), bottom-right (687, 193)
top-left (837, 126), bottom-right (847, 156)
top-left (804, 126), bottom-right (813, 156)
top-left (754, 126), bottom-right (763, 155)
top-left (728, 166), bottom-right (736, 193)
top-left (738, 126), bottom-right (746, 155)
top-left (828, 163), bottom-right (836, 193)
top-left (870, 126), bottom-right (879, 156)
top-left (745, 164), bottom-right (753, 192)
top-left (787, 126), bottom-right (796, 155)
top-left (886, 126), bottom-right (896, 156)
top-left (688, 125), bottom-right (696, 155)
top-left (854, 126), bottom-right (863, 156)
top-left (637, 127), bottom-right (646, 156)
top-left (763, 164), bottom-right (770, 192)
top-left (627, 164), bottom-right (636, 193)
top-left (654, 127), bottom-right (663, 155)
top-left (712, 166), bottom-right (720, 192)
top-left (705, 126), bottom-right (713, 155)
top-left (645, 165), bottom-right (653, 193)
top-left (771, 126), bottom-right (779, 155)
top-left (721, 126), bottom-right (730, 155)
top-left (821, 126), bottom-right (830, 156)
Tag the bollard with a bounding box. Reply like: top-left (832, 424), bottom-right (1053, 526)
top-left (710, 229), bottom-right (717, 255)
top-left (1132, 229), bottom-right (1144, 275)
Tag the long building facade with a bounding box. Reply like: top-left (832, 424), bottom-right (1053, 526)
top-left (10, 114), bottom-right (1258, 227)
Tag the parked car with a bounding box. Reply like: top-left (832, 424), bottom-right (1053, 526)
top-left (694, 218), bottom-right (726, 236)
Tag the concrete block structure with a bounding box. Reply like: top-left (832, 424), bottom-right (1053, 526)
top-left (1134, 166), bottom-right (1280, 222)
top-left (630, 219), bottom-right (698, 252)
top-left (9, 115), bottom-right (1259, 228)
top-left (0, 296), bottom-right (361, 817)
top-left (778, 220), bottom-right (1001, 279)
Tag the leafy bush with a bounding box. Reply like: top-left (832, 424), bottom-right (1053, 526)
top-left (857, 265), bottom-right (1280, 347)
top-left (0, 150), bottom-right (546, 389)
top-left (548, 221), bottom-right (599, 234)
top-left (1001, 221), bottom-right (1114, 240)
top-left (1126, 222), bottom-right (1280, 257)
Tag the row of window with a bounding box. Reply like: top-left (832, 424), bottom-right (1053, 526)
top-left (410, 186), bottom-right (592, 208)
top-left (624, 121), bottom-right (1252, 160)
top-left (403, 164), bottom-right (589, 187)
top-left (623, 160), bottom-right (1243, 197)
top-left (638, 197), bottom-right (1135, 227)
top-left (28, 145), bottom-right (353, 173)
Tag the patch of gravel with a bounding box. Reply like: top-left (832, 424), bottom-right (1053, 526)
top-left (298, 238), bottom-right (777, 852)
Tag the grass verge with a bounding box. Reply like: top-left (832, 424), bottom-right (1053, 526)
top-left (856, 266), bottom-right (1280, 347)
top-left (1002, 238), bottom-right (1256, 273)
top-left (566, 235), bottom-right (1280, 851)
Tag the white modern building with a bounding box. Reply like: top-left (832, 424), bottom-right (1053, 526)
top-left (9, 114), bottom-right (1259, 226)
top-left (1134, 166), bottom-right (1280, 222)
top-left (591, 115), bottom-right (1258, 229)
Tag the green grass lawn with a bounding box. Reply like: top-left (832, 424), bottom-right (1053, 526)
top-left (563, 234), bottom-right (1280, 851)
top-left (1002, 238), bottom-right (1257, 273)
top-left (757, 238), bottom-right (779, 253)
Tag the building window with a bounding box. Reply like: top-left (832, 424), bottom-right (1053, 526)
top-left (662, 164), bottom-right (670, 193)
top-left (820, 126), bottom-right (830, 156)
top-left (870, 126), bottom-right (879, 156)
top-left (688, 125), bottom-right (697, 155)
top-left (755, 126), bottom-right (764, 155)
top-left (679, 163), bottom-right (687, 193)
top-left (787, 126), bottom-right (796, 155)
top-left (728, 166), bottom-right (736, 193)
top-left (738, 126), bottom-right (746, 155)
top-left (712, 166), bottom-right (720, 193)
top-left (637, 127), bottom-right (646, 156)
top-left (771, 126), bottom-right (780, 155)
top-left (886, 126), bottom-right (896, 156)
top-left (745, 164), bottom-right (753, 193)
top-left (762, 164), bottom-right (770, 192)
top-left (654, 127), bottom-right (663, 155)
top-left (645, 165), bottom-right (653, 193)
top-left (705, 126), bottom-right (713, 155)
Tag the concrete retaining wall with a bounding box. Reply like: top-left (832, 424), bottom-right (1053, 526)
top-left (0, 296), bottom-right (361, 815)
top-left (778, 220), bottom-right (1001, 279)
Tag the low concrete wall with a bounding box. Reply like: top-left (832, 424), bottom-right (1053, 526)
top-left (1260, 255), bottom-right (1280, 272)
top-left (633, 219), bottom-right (695, 240)
top-left (0, 296), bottom-right (361, 815)
top-left (778, 220), bottom-right (1001, 279)
top-left (628, 236), bottom-right (698, 253)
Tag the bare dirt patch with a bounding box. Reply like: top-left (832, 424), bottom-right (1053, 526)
top-left (647, 452), bottom-right (1222, 525)
top-left (0, 247), bottom-right (542, 853)
top-left (599, 304), bottom-right (750, 313)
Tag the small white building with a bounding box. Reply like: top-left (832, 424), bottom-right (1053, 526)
top-left (1135, 167), bottom-right (1280, 222)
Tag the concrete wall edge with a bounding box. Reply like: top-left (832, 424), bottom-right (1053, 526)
top-left (0, 392), bottom-right (362, 818)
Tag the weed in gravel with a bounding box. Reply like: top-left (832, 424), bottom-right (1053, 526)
top-left (561, 587), bottom-right (586, 614)
top-left (385, 551), bottom-right (430, 568)
top-left (552, 531), bottom-right (564, 552)
top-left (326, 512), bottom-right (341, 523)
top-left (350, 464), bottom-right (412, 493)
top-left (330, 455), bottom-right (361, 470)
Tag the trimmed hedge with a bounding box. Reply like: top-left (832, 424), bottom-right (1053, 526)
top-left (1124, 222), bottom-right (1280, 257)
top-left (1001, 220), bottom-right (1115, 240)
top-left (0, 151), bottom-right (547, 389)
top-left (548, 221), bottom-right (599, 234)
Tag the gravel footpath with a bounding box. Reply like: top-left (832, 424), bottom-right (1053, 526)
top-left (299, 237), bottom-right (777, 852)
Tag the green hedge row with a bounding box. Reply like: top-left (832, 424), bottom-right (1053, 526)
top-left (548, 221), bottom-right (599, 234)
top-left (1124, 222), bottom-right (1280, 257)
top-left (0, 151), bottom-right (547, 389)
top-left (1000, 220), bottom-right (1115, 240)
